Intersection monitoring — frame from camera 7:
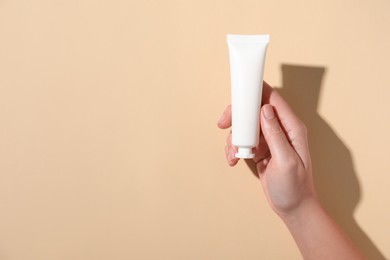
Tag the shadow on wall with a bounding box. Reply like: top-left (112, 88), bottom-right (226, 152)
top-left (246, 64), bottom-right (385, 259)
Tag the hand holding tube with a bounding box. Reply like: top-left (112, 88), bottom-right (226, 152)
top-left (217, 82), bottom-right (364, 259)
top-left (218, 81), bottom-right (316, 216)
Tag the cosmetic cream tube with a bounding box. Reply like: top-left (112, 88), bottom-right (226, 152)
top-left (227, 34), bottom-right (269, 158)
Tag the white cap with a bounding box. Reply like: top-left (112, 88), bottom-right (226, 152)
top-left (235, 147), bottom-right (254, 159)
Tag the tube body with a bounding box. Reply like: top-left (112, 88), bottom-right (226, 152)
top-left (227, 34), bottom-right (269, 158)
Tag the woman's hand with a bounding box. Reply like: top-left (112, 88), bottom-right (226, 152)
top-left (217, 82), bottom-right (317, 217)
top-left (217, 82), bottom-right (364, 259)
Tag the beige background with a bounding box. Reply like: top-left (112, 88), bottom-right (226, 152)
top-left (0, 0), bottom-right (389, 259)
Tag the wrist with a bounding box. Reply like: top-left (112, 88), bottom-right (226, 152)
top-left (277, 195), bottom-right (365, 260)
top-left (278, 195), bottom-right (323, 225)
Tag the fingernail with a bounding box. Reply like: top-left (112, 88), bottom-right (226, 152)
top-left (263, 105), bottom-right (275, 120)
top-left (218, 113), bottom-right (225, 124)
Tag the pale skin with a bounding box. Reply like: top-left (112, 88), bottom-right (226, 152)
top-left (217, 82), bottom-right (365, 260)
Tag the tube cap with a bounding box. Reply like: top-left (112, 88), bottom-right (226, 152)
top-left (235, 147), bottom-right (254, 159)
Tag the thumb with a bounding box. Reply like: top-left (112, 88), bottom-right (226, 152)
top-left (260, 104), bottom-right (294, 161)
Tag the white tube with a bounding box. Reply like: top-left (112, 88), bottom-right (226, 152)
top-left (227, 34), bottom-right (269, 158)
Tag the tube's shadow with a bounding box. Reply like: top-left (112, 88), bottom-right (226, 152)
top-left (246, 64), bottom-right (385, 259)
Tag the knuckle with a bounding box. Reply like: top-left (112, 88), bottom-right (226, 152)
top-left (270, 125), bottom-right (283, 135)
top-left (284, 157), bottom-right (299, 172)
top-left (296, 120), bottom-right (308, 135)
top-left (300, 122), bottom-right (308, 134)
top-left (266, 120), bottom-right (283, 135)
